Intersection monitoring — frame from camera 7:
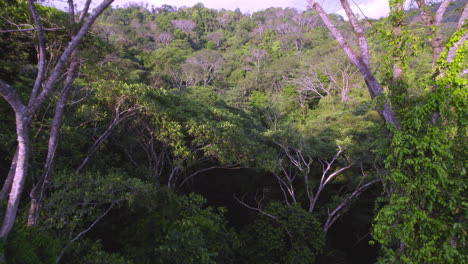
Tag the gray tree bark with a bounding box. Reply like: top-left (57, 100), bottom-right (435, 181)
top-left (0, 149), bottom-right (18, 201)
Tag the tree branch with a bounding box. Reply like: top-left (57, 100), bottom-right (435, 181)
top-left (0, 149), bottom-right (18, 201)
top-left (416, 0), bottom-right (451, 63)
top-left (179, 165), bottom-right (241, 187)
top-left (324, 179), bottom-right (380, 232)
top-left (79, 0), bottom-right (93, 23)
top-left (307, 0), bottom-right (362, 68)
top-left (29, 0), bottom-right (115, 115)
top-left (458, 2), bottom-right (468, 29)
top-left (0, 27), bottom-right (65, 33)
top-left (56, 200), bottom-right (119, 263)
top-left (0, 80), bottom-right (25, 114)
top-left (340, 0), bottom-right (370, 66)
top-left (234, 193), bottom-right (277, 219)
top-left (434, 0), bottom-right (451, 26)
top-left (27, 0), bottom-right (48, 105)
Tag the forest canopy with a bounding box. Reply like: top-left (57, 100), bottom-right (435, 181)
top-left (0, 0), bottom-right (466, 263)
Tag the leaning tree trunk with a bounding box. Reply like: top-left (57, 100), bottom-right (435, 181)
top-left (307, 0), bottom-right (400, 128)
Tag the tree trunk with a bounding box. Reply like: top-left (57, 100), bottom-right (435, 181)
top-left (308, 0), bottom-right (400, 128)
top-left (0, 149), bottom-right (18, 201)
top-left (0, 116), bottom-right (30, 239)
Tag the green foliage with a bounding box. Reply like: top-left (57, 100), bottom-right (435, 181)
top-left (120, 190), bottom-right (237, 264)
top-left (42, 170), bottom-right (149, 232)
top-left (63, 240), bottom-right (134, 264)
top-left (5, 1), bottom-right (463, 263)
top-left (240, 202), bottom-right (325, 264)
top-left (135, 86), bottom-right (275, 170)
top-left (373, 22), bottom-right (468, 264)
top-left (158, 194), bottom-right (237, 264)
top-left (5, 227), bottom-right (60, 264)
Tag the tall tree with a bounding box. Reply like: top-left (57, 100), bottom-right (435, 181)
top-left (307, 0), bottom-right (400, 128)
top-left (0, 0), bottom-right (114, 244)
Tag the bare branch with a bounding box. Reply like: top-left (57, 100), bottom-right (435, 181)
top-left (79, 0), bottom-right (93, 23)
top-left (307, 1), bottom-right (361, 69)
top-left (56, 200), bottom-right (119, 263)
top-left (76, 105), bottom-right (137, 172)
top-left (307, 0), bottom-right (400, 128)
top-left (179, 165), bottom-right (241, 187)
top-left (458, 2), bottom-right (468, 29)
top-left (416, 0), bottom-right (451, 63)
top-left (0, 27), bottom-right (65, 33)
top-left (28, 53), bottom-right (80, 226)
top-left (0, 80), bottom-right (26, 114)
top-left (434, 0), bottom-right (451, 26)
top-left (234, 193), bottom-right (277, 219)
top-left (324, 179), bottom-right (380, 232)
top-left (339, 0), bottom-right (370, 66)
top-left (67, 0), bottom-right (76, 27)
top-left (27, 0), bottom-right (47, 105)
top-left (171, 19), bottom-right (196, 32)
top-left (309, 147), bottom-right (352, 213)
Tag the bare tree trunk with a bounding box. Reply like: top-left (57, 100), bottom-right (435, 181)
top-left (0, 149), bottom-right (18, 201)
top-left (0, 116), bottom-right (31, 238)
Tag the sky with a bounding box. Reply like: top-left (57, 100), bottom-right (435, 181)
top-left (72, 0), bottom-right (393, 19)
top-left (112, 0), bottom-right (392, 19)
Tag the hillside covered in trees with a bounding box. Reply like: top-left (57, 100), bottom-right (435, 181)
top-left (0, 0), bottom-right (466, 263)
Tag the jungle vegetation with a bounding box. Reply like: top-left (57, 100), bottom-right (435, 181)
top-left (0, 0), bottom-right (466, 263)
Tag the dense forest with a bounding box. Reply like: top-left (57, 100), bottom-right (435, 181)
top-left (0, 0), bottom-right (466, 263)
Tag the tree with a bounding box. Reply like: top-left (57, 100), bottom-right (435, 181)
top-left (0, 0), bottom-right (114, 245)
top-left (244, 48), bottom-right (270, 89)
top-left (307, 0), bottom-right (468, 262)
top-left (156, 32), bottom-right (174, 46)
top-left (171, 19), bottom-right (196, 32)
top-left (415, 0), bottom-right (453, 65)
top-left (307, 0), bottom-right (400, 128)
top-left (185, 50), bottom-right (224, 87)
top-left (206, 31), bottom-right (224, 47)
top-left (238, 202), bottom-right (325, 264)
